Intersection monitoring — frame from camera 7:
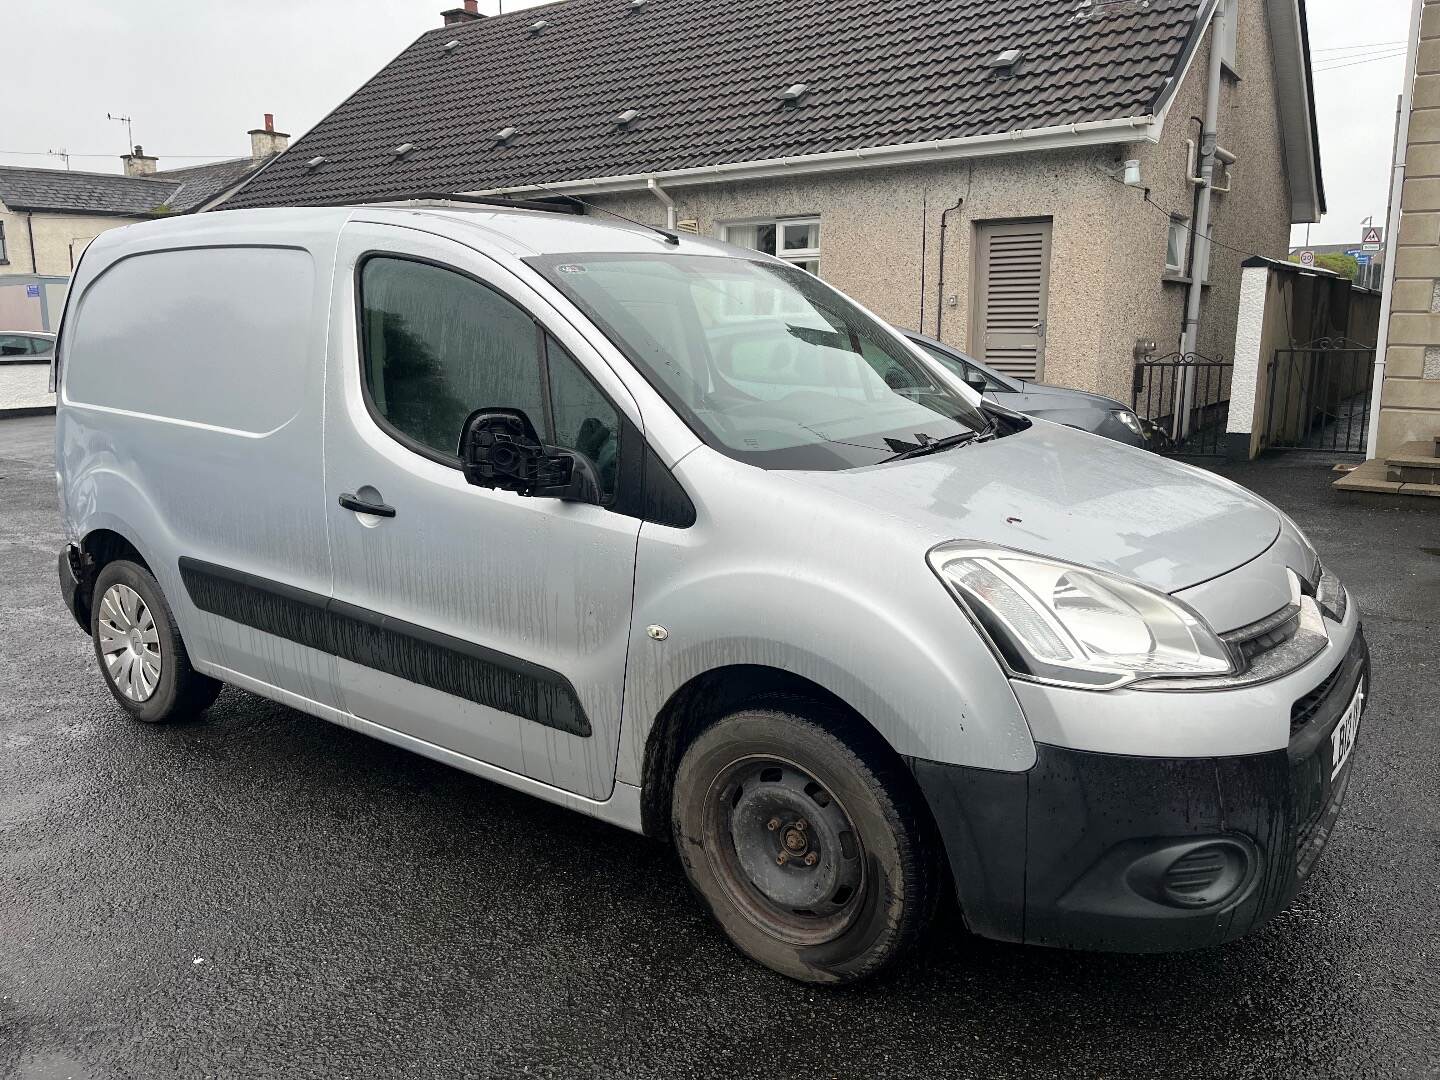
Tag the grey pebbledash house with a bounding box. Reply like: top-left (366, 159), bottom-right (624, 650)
top-left (225, 0), bottom-right (1324, 406)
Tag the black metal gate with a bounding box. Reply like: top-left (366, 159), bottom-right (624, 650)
top-left (1265, 338), bottom-right (1375, 454)
top-left (1131, 352), bottom-right (1233, 456)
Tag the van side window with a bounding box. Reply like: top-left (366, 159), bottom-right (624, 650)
top-left (360, 257), bottom-right (544, 458)
top-left (545, 335), bottom-right (620, 496)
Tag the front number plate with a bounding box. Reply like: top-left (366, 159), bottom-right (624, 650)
top-left (1330, 678), bottom-right (1365, 780)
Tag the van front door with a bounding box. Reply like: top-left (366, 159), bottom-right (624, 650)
top-left (320, 221), bottom-right (642, 801)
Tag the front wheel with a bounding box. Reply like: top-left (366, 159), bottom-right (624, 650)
top-left (672, 702), bottom-right (941, 984)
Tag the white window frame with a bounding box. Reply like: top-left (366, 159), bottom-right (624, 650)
top-left (1165, 216), bottom-right (1190, 275)
top-left (720, 216), bottom-right (821, 274)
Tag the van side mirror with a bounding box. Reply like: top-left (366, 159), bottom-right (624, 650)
top-left (459, 408), bottom-right (602, 504)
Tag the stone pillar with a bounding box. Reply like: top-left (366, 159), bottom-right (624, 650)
top-left (1225, 263), bottom-right (1271, 460)
top-left (1378, 0), bottom-right (1440, 457)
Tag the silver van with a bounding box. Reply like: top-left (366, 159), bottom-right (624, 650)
top-left (54, 205), bottom-right (1368, 984)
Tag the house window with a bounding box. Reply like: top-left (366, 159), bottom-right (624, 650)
top-left (722, 217), bottom-right (821, 275)
top-left (0, 221), bottom-right (8, 264)
top-left (1166, 217), bottom-right (1190, 274)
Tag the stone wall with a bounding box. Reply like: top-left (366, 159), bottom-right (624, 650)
top-left (0, 362), bottom-right (54, 412)
top-left (1377, 0), bottom-right (1440, 457)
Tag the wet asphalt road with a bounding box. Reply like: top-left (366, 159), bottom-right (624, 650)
top-left (3, 411), bottom-right (1439, 1079)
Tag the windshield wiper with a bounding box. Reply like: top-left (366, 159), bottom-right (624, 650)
top-left (879, 418), bottom-right (997, 463)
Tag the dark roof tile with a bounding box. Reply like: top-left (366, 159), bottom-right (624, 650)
top-left (0, 155), bottom-right (268, 216)
top-left (0, 167), bottom-right (179, 215)
top-left (229, 0), bottom-right (1202, 209)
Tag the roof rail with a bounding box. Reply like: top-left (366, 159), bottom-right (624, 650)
top-left (348, 190), bottom-right (582, 214)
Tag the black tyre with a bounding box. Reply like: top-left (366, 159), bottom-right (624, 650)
top-left (672, 701), bottom-right (942, 984)
top-left (91, 559), bottom-right (221, 723)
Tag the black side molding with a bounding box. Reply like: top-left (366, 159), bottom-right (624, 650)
top-left (177, 557), bottom-right (591, 737)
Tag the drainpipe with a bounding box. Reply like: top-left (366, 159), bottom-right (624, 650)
top-left (26, 211), bottom-right (39, 274)
top-left (935, 194), bottom-right (965, 340)
top-left (1176, 2), bottom-right (1226, 441)
top-left (1366, 0), bottom-right (1423, 459)
top-left (646, 176), bottom-right (677, 230)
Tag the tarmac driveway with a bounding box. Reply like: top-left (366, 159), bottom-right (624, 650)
top-left (2, 412), bottom-right (1438, 1079)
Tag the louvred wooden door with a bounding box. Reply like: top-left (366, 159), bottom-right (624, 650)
top-left (974, 219), bottom-right (1052, 380)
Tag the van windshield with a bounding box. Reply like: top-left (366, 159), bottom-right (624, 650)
top-left (529, 252), bottom-right (990, 470)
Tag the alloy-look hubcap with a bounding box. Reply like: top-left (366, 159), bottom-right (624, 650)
top-left (97, 583), bottom-right (162, 702)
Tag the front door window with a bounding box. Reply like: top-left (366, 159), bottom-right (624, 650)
top-left (358, 256), bottom-right (622, 498)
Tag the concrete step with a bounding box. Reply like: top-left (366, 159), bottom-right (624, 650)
top-left (1384, 439), bottom-right (1440, 485)
top-left (1335, 455), bottom-right (1440, 497)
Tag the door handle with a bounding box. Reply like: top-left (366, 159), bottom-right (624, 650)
top-left (338, 492), bottom-right (396, 518)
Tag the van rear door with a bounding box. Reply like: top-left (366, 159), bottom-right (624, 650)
top-left (320, 221), bottom-right (642, 802)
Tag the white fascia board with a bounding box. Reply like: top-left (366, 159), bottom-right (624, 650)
top-left (472, 115), bottom-right (1162, 198)
top-left (1151, 0), bottom-right (1223, 134)
top-left (1265, 0), bottom-right (1322, 223)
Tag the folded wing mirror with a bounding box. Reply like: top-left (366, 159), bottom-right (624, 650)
top-left (459, 407), bottom-right (602, 504)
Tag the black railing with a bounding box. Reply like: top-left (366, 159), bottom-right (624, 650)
top-left (1131, 352), bottom-right (1233, 456)
top-left (1265, 338), bottom-right (1375, 454)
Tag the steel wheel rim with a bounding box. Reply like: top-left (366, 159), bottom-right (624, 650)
top-left (97, 583), bottom-right (162, 702)
top-left (701, 754), bottom-right (867, 947)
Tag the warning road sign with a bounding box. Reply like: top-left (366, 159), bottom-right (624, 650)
top-left (1362, 226), bottom-right (1384, 244)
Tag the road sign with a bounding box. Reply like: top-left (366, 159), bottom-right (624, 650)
top-left (1362, 243), bottom-right (1381, 251)
top-left (1362, 226), bottom-right (1384, 244)
top-left (1299, 250), bottom-right (1315, 267)
top-left (1356, 254), bottom-right (1373, 265)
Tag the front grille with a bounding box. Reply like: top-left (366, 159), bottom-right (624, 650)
top-left (1290, 660), bottom-right (1347, 734)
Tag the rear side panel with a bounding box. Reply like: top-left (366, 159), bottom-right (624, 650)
top-left (56, 220), bottom-right (342, 709)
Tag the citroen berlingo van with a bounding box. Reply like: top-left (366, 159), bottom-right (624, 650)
top-left (54, 204), bottom-right (1368, 984)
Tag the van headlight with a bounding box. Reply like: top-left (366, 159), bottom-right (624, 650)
top-left (928, 544), bottom-right (1234, 689)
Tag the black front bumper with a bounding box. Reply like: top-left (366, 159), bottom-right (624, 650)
top-left (912, 629), bottom-right (1370, 952)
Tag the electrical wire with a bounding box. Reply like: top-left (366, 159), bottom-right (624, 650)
top-left (0, 150), bottom-right (238, 160)
top-left (1312, 40), bottom-right (1404, 53)
top-left (1313, 51), bottom-right (1407, 73)
top-left (1312, 46), bottom-right (1409, 64)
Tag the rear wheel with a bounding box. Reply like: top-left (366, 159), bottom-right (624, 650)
top-left (672, 702), bottom-right (941, 984)
top-left (91, 560), bottom-right (221, 723)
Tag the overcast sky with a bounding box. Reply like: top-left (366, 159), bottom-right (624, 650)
top-left (0, 0), bottom-right (1411, 247)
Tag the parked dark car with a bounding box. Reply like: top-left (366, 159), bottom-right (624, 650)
top-left (903, 330), bottom-right (1147, 447)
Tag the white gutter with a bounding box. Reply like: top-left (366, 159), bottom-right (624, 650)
top-left (473, 115), bottom-right (1162, 198)
top-left (646, 176), bottom-right (676, 229)
top-left (1366, 0), bottom-right (1423, 458)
